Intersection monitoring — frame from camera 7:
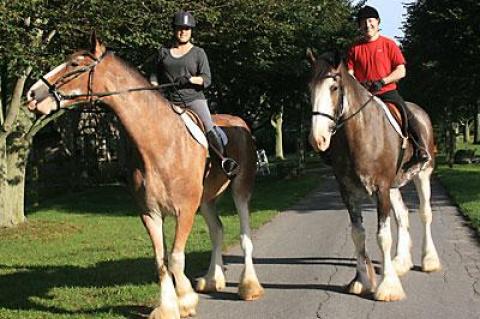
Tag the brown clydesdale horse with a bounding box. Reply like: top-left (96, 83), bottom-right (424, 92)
top-left (307, 50), bottom-right (441, 301)
top-left (26, 33), bottom-right (264, 319)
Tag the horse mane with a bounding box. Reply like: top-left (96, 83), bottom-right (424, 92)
top-left (313, 52), bottom-right (371, 112)
top-left (338, 62), bottom-right (370, 108)
top-left (108, 53), bottom-right (159, 91)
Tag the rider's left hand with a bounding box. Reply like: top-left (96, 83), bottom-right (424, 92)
top-left (175, 75), bottom-right (191, 87)
top-left (370, 79), bottom-right (385, 92)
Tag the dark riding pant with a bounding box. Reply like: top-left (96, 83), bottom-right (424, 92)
top-left (377, 90), bottom-right (430, 160)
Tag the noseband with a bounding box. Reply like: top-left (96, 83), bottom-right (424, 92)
top-left (312, 72), bottom-right (374, 134)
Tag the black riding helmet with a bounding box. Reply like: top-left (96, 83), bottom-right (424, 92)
top-left (172, 11), bottom-right (196, 28)
top-left (357, 5), bottom-right (380, 22)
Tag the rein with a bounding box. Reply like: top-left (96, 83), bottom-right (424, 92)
top-left (39, 51), bottom-right (177, 108)
top-left (312, 72), bottom-right (374, 134)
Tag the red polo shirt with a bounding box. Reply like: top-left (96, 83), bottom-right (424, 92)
top-left (346, 35), bottom-right (406, 95)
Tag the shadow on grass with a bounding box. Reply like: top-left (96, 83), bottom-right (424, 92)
top-left (27, 172), bottom-right (324, 218)
top-left (0, 250), bottom-right (212, 318)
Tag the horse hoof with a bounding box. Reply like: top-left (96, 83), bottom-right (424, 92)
top-left (178, 291), bottom-right (199, 318)
top-left (196, 277), bottom-right (226, 293)
top-left (346, 280), bottom-right (373, 295)
top-left (393, 256), bottom-right (413, 276)
top-left (346, 280), bottom-right (364, 295)
top-left (422, 254), bottom-right (441, 273)
top-left (239, 280), bottom-right (264, 301)
top-left (148, 306), bottom-right (180, 319)
top-left (374, 276), bottom-right (406, 302)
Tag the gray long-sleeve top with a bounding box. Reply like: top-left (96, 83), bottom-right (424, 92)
top-left (155, 46), bottom-right (211, 103)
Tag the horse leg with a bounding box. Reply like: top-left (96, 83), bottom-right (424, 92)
top-left (169, 211), bottom-right (199, 318)
top-left (390, 188), bottom-right (413, 276)
top-left (375, 189), bottom-right (406, 301)
top-left (232, 184), bottom-right (264, 301)
top-left (195, 200), bottom-right (226, 293)
top-left (413, 167), bottom-right (441, 272)
top-left (345, 199), bottom-right (376, 295)
top-left (141, 213), bottom-right (180, 319)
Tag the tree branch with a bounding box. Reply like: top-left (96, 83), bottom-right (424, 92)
top-left (3, 66), bottom-right (32, 134)
top-left (24, 108), bottom-right (69, 142)
top-left (0, 71), bottom-right (4, 126)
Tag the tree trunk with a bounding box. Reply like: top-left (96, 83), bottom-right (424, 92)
top-left (271, 107), bottom-right (285, 160)
top-left (474, 103), bottom-right (480, 144)
top-left (296, 103), bottom-right (305, 174)
top-left (463, 120), bottom-right (471, 144)
top-left (446, 121), bottom-right (456, 168)
top-left (0, 136), bottom-right (7, 226)
top-left (0, 135), bottom-right (28, 227)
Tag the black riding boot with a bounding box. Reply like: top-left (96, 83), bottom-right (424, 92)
top-left (403, 106), bottom-right (431, 169)
top-left (206, 129), bottom-right (240, 178)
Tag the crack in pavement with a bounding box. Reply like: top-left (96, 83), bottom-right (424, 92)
top-left (316, 222), bottom-right (351, 319)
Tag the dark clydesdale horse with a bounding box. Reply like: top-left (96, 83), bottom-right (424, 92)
top-left (307, 50), bottom-right (441, 301)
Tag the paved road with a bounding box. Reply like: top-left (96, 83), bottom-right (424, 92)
top-left (195, 172), bottom-right (480, 319)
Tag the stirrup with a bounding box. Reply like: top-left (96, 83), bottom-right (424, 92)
top-left (221, 157), bottom-right (240, 179)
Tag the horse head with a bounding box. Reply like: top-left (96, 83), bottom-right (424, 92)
top-left (306, 49), bottom-right (345, 152)
top-left (27, 31), bottom-right (107, 115)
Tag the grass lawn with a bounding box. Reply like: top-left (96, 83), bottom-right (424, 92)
top-left (0, 173), bottom-right (321, 319)
top-left (435, 163), bottom-right (480, 232)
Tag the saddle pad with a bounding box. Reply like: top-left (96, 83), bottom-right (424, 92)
top-left (213, 126), bottom-right (228, 146)
top-left (179, 111), bottom-right (208, 149)
top-left (374, 96), bottom-right (407, 139)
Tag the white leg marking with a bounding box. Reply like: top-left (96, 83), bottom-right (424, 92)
top-left (348, 222), bottom-right (376, 294)
top-left (233, 193), bottom-right (264, 300)
top-left (169, 251), bottom-right (199, 317)
top-left (142, 214), bottom-right (180, 319)
top-left (414, 167), bottom-right (441, 272)
top-left (390, 188), bottom-right (413, 276)
top-left (148, 266), bottom-right (180, 319)
top-left (375, 216), bottom-right (406, 301)
top-left (196, 202), bottom-right (226, 293)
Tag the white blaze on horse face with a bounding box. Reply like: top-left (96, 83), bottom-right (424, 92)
top-left (310, 78), bottom-right (336, 152)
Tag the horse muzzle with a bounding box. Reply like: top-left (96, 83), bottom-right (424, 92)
top-left (309, 130), bottom-right (330, 152)
top-left (26, 96), bottom-right (56, 115)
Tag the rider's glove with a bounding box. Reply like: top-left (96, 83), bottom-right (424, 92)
top-left (175, 75), bottom-right (191, 87)
top-left (370, 79), bottom-right (385, 92)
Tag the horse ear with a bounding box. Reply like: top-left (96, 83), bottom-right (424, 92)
top-left (90, 30), bottom-right (106, 58)
top-left (333, 50), bottom-right (343, 69)
top-left (306, 48), bottom-right (317, 66)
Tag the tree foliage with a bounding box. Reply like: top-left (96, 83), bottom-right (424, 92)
top-left (401, 0), bottom-right (480, 124)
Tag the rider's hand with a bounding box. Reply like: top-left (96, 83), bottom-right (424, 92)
top-left (175, 75), bottom-right (191, 87)
top-left (370, 79), bottom-right (385, 92)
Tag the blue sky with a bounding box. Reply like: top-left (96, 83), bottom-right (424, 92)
top-left (357, 0), bottom-right (408, 41)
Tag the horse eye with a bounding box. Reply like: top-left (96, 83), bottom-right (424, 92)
top-left (331, 86), bottom-right (338, 92)
top-left (70, 61), bottom-right (79, 67)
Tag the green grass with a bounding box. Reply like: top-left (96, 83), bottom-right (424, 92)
top-left (0, 173), bottom-right (321, 319)
top-left (435, 164), bottom-right (480, 232)
top-left (456, 140), bottom-right (480, 154)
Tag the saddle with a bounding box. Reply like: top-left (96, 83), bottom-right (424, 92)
top-left (385, 102), bottom-right (407, 136)
top-left (170, 103), bottom-right (228, 150)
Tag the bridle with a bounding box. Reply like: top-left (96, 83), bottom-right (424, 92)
top-left (38, 51), bottom-right (106, 109)
top-left (311, 72), bottom-right (374, 134)
top-left (36, 51), bottom-right (175, 109)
